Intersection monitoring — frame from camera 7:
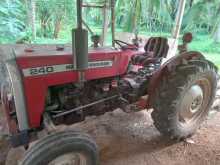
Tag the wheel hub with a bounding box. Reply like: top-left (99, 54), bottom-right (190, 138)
top-left (48, 153), bottom-right (86, 165)
top-left (189, 85), bottom-right (203, 113)
top-left (179, 84), bottom-right (204, 123)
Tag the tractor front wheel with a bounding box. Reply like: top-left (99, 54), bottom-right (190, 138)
top-left (20, 131), bottom-right (99, 165)
top-left (152, 58), bottom-right (217, 140)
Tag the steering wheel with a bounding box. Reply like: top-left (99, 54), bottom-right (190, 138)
top-left (114, 40), bottom-right (138, 50)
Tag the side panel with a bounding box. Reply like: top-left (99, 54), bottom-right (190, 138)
top-left (5, 59), bottom-right (29, 131)
top-left (16, 51), bottom-right (134, 128)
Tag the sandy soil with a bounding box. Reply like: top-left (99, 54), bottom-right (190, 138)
top-left (1, 109), bottom-right (219, 165)
top-left (1, 84), bottom-right (220, 165)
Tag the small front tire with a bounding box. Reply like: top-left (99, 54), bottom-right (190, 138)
top-left (20, 131), bottom-right (99, 165)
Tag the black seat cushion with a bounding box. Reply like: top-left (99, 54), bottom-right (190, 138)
top-left (131, 37), bottom-right (169, 66)
top-left (144, 37), bottom-right (169, 58)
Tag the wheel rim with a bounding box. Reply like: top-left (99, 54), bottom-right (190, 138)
top-left (179, 78), bottom-right (211, 126)
top-left (48, 153), bottom-right (87, 165)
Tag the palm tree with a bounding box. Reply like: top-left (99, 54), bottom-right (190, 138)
top-left (26, 0), bottom-right (36, 40)
top-left (115, 0), bottom-right (174, 33)
top-left (212, 2), bottom-right (220, 42)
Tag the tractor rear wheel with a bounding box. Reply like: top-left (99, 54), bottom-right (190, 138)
top-left (20, 131), bottom-right (99, 165)
top-left (151, 58), bottom-right (217, 140)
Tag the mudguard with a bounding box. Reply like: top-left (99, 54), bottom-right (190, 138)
top-left (0, 48), bottom-right (29, 133)
top-left (147, 51), bottom-right (204, 107)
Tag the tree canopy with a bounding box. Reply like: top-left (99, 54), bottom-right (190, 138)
top-left (1, 0), bottom-right (220, 44)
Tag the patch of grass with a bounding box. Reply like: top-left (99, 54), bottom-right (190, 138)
top-left (189, 35), bottom-right (220, 54)
top-left (34, 28), bottom-right (220, 51)
top-left (31, 27), bottom-right (220, 69)
top-left (33, 37), bottom-right (69, 44)
top-left (204, 53), bottom-right (220, 69)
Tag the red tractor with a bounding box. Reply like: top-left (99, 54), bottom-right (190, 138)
top-left (0, 0), bottom-right (218, 164)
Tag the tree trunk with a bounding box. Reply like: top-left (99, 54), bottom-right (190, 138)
top-left (31, 0), bottom-right (36, 40)
top-left (214, 22), bottom-right (220, 43)
top-left (54, 18), bottom-right (62, 39)
top-left (212, 4), bottom-right (220, 43)
top-left (101, 1), bottom-right (109, 46)
top-left (27, 0), bottom-right (36, 40)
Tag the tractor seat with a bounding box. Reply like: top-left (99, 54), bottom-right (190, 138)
top-left (132, 37), bottom-right (169, 66)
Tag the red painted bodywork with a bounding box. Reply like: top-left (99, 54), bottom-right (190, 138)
top-left (3, 44), bottom-right (204, 131)
top-left (15, 46), bottom-right (140, 128)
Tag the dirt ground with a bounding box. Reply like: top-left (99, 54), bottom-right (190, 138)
top-left (1, 85), bottom-right (220, 165)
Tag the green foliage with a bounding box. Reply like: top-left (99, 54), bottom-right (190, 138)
top-left (189, 35), bottom-right (220, 53)
top-left (36, 0), bottom-right (75, 38)
top-left (204, 53), bottom-right (220, 69)
top-left (0, 0), bottom-right (219, 68)
top-left (0, 0), bottom-right (220, 55)
top-left (0, 0), bottom-right (26, 43)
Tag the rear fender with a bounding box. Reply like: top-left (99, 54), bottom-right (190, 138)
top-left (147, 51), bottom-right (204, 108)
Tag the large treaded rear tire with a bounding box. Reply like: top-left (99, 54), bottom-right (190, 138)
top-left (151, 58), bottom-right (218, 140)
top-left (20, 131), bottom-right (99, 165)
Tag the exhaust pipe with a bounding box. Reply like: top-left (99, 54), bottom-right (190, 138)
top-left (72, 0), bottom-right (88, 81)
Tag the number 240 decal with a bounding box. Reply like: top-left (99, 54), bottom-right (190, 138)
top-left (30, 66), bottom-right (54, 75)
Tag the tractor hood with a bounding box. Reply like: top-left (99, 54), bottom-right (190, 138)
top-left (0, 44), bottom-right (136, 71)
top-left (0, 44), bottom-right (143, 83)
top-left (0, 44), bottom-right (139, 130)
top-left (0, 44), bottom-right (123, 59)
